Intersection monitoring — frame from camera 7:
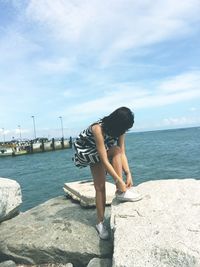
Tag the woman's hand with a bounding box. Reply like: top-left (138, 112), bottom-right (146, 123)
top-left (125, 172), bottom-right (133, 188)
top-left (116, 179), bottom-right (127, 192)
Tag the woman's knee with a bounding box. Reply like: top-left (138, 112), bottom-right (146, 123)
top-left (90, 163), bottom-right (106, 192)
top-left (95, 182), bottom-right (105, 192)
top-left (108, 145), bottom-right (122, 157)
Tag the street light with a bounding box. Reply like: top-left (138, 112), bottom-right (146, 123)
top-left (59, 116), bottom-right (64, 138)
top-left (18, 125), bottom-right (22, 140)
top-left (31, 116), bottom-right (37, 139)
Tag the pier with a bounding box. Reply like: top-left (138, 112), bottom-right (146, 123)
top-left (0, 137), bottom-right (72, 157)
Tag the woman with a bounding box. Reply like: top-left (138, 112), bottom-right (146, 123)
top-left (73, 107), bottom-right (141, 239)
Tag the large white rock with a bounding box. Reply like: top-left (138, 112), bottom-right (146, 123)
top-left (0, 178), bottom-right (22, 223)
top-left (63, 180), bottom-right (116, 207)
top-left (0, 196), bottom-right (112, 267)
top-left (111, 179), bottom-right (200, 267)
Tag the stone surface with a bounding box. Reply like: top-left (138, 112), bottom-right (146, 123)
top-left (0, 178), bottom-right (22, 223)
top-left (86, 258), bottom-right (112, 267)
top-left (17, 264), bottom-right (73, 267)
top-left (0, 196), bottom-right (112, 267)
top-left (0, 260), bottom-right (16, 267)
top-left (111, 179), bottom-right (200, 267)
top-left (63, 180), bottom-right (116, 207)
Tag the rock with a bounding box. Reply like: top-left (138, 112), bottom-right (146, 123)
top-left (111, 179), bottom-right (200, 267)
top-left (63, 180), bottom-right (116, 207)
top-left (16, 264), bottom-right (73, 267)
top-left (0, 196), bottom-right (113, 267)
top-left (0, 260), bottom-right (16, 267)
top-left (86, 257), bottom-right (112, 267)
top-left (0, 178), bottom-right (22, 223)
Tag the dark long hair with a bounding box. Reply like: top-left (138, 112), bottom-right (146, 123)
top-left (101, 107), bottom-right (134, 137)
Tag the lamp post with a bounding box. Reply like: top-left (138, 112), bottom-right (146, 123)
top-left (59, 116), bottom-right (64, 138)
top-left (31, 116), bottom-right (37, 139)
top-left (18, 125), bottom-right (22, 140)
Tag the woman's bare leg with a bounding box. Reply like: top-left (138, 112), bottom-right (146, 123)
top-left (107, 146), bottom-right (123, 190)
top-left (90, 162), bottom-right (106, 223)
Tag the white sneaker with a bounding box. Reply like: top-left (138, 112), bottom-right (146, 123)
top-left (115, 187), bottom-right (142, 202)
top-left (95, 221), bottom-right (109, 240)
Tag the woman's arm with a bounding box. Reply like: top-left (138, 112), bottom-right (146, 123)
top-left (92, 124), bottom-right (126, 192)
top-left (118, 135), bottom-right (133, 188)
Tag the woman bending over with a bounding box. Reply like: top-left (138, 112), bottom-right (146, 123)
top-left (73, 107), bottom-right (140, 239)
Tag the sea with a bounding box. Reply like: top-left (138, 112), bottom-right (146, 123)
top-left (0, 126), bottom-right (200, 212)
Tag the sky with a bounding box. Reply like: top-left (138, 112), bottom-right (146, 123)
top-left (0, 0), bottom-right (200, 141)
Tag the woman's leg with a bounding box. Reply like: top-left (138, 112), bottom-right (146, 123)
top-left (90, 162), bottom-right (106, 223)
top-left (107, 146), bottom-right (123, 189)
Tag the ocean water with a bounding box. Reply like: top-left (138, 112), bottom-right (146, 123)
top-left (0, 127), bottom-right (199, 211)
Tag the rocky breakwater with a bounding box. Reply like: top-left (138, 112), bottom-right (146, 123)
top-left (111, 179), bottom-right (200, 267)
top-left (0, 178), bottom-right (22, 223)
top-left (0, 195), bottom-right (113, 267)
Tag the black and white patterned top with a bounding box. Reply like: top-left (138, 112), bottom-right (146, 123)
top-left (73, 120), bottom-right (118, 168)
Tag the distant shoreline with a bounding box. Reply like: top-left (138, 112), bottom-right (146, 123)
top-left (129, 125), bottom-right (200, 134)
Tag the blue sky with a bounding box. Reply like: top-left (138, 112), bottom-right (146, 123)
top-left (0, 0), bottom-right (200, 140)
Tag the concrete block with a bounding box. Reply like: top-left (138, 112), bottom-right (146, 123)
top-left (0, 178), bottom-right (22, 223)
top-left (111, 179), bottom-right (200, 267)
top-left (63, 180), bottom-right (116, 207)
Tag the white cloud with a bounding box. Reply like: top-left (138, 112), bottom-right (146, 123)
top-left (62, 70), bottom-right (200, 120)
top-left (62, 86), bottom-right (147, 117)
top-left (0, 127), bottom-right (31, 141)
top-left (26, 0), bottom-right (97, 42)
top-left (162, 116), bottom-right (200, 127)
top-left (1, 1), bottom-right (200, 135)
top-left (135, 90), bottom-right (200, 109)
top-left (136, 113), bottom-right (200, 131)
top-left (159, 71), bottom-right (200, 92)
top-left (26, 0), bottom-right (200, 66)
top-left (60, 70), bottom-right (200, 121)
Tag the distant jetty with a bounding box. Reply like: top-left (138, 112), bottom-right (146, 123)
top-left (0, 137), bottom-right (72, 157)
